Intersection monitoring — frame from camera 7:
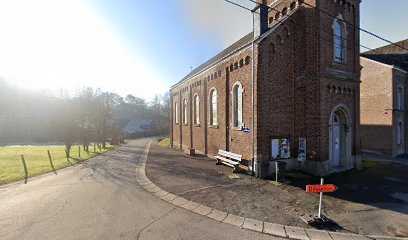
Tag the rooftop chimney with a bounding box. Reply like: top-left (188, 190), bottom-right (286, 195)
top-left (254, 0), bottom-right (269, 38)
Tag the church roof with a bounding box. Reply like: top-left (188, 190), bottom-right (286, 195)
top-left (361, 39), bottom-right (408, 72)
top-left (172, 32), bottom-right (254, 89)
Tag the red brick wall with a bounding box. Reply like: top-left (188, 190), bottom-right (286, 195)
top-left (172, 92), bottom-right (181, 148)
top-left (360, 57), bottom-right (393, 153)
top-left (391, 69), bottom-right (407, 155)
top-left (191, 79), bottom-right (205, 154)
top-left (226, 49), bottom-right (254, 161)
top-left (256, 16), bottom-right (297, 162)
top-left (170, 49), bottom-right (255, 159)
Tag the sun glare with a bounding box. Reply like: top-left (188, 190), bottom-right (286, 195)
top-left (0, 0), bottom-right (165, 99)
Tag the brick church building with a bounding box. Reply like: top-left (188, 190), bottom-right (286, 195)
top-left (170, 0), bottom-right (361, 177)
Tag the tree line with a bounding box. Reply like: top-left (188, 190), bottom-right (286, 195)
top-left (0, 79), bottom-right (169, 157)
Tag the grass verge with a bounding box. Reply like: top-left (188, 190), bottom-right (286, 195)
top-left (158, 138), bottom-right (171, 148)
top-left (0, 145), bottom-right (114, 185)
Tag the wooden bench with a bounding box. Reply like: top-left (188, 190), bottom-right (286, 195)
top-left (215, 149), bottom-right (242, 172)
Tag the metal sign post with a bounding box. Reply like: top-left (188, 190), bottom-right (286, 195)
top-left (318, 178), bottom-right (323, 218)
top-left (306, 179), bottom-right (338, 219)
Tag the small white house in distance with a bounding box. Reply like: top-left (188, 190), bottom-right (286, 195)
top-left (122, 118), bottom-right (155, 137)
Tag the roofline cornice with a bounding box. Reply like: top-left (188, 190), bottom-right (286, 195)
top-left (361, 56), bottom-right (408, 74)
top-left (170, 8), bottom-right (297, 90)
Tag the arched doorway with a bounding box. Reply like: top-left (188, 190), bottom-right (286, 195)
top-left (329, 105), bottom-right (352, 169)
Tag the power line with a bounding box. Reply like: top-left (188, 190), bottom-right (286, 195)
top-left (248, 0), bottom-right (408, 53)
top-left (299, 0), bottom-right (408, 53)
top-left (264, 0), bottom-right (408, 66)
top-left (224, 0), bottom-right (256, 12)
top-left (223, 0), bottom-right (407, 67)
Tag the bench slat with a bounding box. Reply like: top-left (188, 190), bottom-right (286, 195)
top-left (224, 154), bottom-right (241, 160)
top-left (215, 156), bottom-right (239, 165)
top-left (217, 150), bottom-right (241, 161)
top-left (216, 149), bottom-right (242, 172)
top-left (222, 162), bottom-right (236, 168)
top-left (217, 155), bottom-right (241, 162)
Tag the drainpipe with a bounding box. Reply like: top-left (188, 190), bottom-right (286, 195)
top-left (250, 9), bottom-right (256, 176)
top-left (170, 90), bottom-right (173, 148)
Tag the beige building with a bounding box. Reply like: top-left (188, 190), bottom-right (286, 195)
top-left (360, 39), bottom-right (408, 155)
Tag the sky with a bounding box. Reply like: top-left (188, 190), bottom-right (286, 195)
top-left (0, 0), bottom-right (407, 100)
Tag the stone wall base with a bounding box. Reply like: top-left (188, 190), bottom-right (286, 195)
top-left (184, 148), bottom-right (195, 156)
top-left (171, 140), bottom-right (360, 178)
top-left (253, 156), bottom-right (359, 178)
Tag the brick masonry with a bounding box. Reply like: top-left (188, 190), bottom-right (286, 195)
top-left (360, 57), bottom-right (408, 155)
top-left (170, 0), bottom-right (361, 177)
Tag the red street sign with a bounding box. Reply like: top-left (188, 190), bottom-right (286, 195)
top-left (306, 184), bottom-right (338, 193)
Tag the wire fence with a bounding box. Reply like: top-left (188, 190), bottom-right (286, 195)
top-left (0, 143), bottom-right (114, 185)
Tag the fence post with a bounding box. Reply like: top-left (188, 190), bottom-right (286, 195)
top-left (21, 155), bottom-right (28, 183)
top-left (47, 150), bottom-right (56, 174)
top-left (94, 143), bottom-right (96, 153)
top-left (78, 146), bottom-right (81, 158)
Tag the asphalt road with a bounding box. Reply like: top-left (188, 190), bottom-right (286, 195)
top-left (0, 138), bottom-right (283, 240)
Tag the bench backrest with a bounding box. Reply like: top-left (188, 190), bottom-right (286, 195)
top-left (218, 149), bottom-right (242, 162)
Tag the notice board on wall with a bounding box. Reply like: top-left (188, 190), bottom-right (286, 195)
top-left (271, 138), bottom-right (290, 159)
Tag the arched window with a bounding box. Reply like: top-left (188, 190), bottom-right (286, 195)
top-left (232, 82), bottom-right (243, 128)
top-left (282, 8), bottom-right (288, 16)
top-left (194, 95), bottom-right (200, 125)
top-left (397, 86), bottom-right (404, 110)
top-left (398, 121), bottom-right (403, 145)
top-left (290, 2), bottom-right (296, 11)
top-left (245, 56), bottom-right (250, 65)
top-left (175, 101), bottom-right (178, 124)
top-left (183, 99), bottom-right (188, 124)
top-left (209, 89), bottom-right (218, 126)
top-left (333, 17), bottom-right (346, 63)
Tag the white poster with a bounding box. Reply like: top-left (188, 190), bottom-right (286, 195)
top-left (271, 139), bottom-right (280, 159)
top-left (280, 138), bottom-right (290, 159)
top-left (298, 137), bottom-right (306, 163)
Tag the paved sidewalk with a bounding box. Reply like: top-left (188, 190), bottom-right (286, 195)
top-left (145, 141), bottom-right (408, 239)
top-left (362, 152), bottom-right (408, 166)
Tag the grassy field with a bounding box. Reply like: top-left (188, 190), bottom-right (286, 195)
top-left (0, 145), bottom-right (112, 185)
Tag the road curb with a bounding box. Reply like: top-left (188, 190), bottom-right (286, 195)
top-left (136, 141), bottom-right (408, 240)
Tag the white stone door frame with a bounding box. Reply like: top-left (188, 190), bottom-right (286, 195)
top-left (329, 104), bottom-right (352, 170)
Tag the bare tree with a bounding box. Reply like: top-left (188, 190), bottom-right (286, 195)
top-left (55, 97), bottom-right (79, 158)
